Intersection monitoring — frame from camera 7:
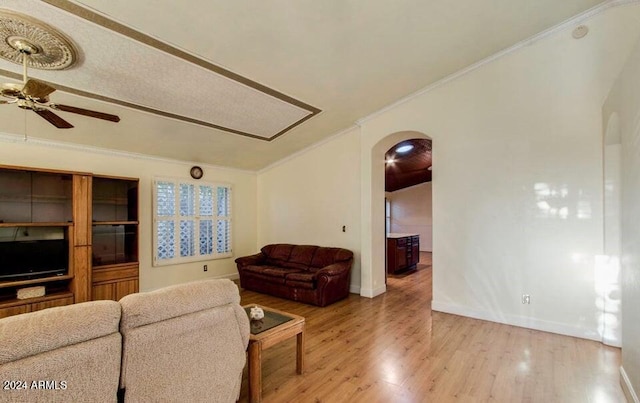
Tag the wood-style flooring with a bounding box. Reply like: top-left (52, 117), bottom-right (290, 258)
top-left (238, 253), bottom-right (625, 402)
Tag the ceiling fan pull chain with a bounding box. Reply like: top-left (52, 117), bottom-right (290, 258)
top-left (22, 52), bottom-right (28, 84)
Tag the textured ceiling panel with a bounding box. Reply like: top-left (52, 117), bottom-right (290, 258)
top-left (0, 0), bottom-right (319, 140)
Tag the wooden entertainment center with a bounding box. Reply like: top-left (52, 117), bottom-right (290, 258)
top-left (0, 165), bottom-right (139, 318)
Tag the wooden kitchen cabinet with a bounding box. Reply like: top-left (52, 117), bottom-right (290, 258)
top-left (387, 234), bottom-right (420, 274)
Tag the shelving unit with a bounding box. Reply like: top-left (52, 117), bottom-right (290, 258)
top-left (91, 176), bottom-right (139, 301)
top-left (0, 167), bottom-right (78, 318)
top-left (0, 166), bottom-right (140, 318)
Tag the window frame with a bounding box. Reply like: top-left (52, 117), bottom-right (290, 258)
top-left (152, 177), bottom-right (233, 267)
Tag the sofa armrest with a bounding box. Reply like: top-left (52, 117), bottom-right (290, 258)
top-left (316, 261), bottom-right (351, 278)
top-left (235, 253), bottom-right (266, 268)
top-left (315, 260), bottom-right (353, 306)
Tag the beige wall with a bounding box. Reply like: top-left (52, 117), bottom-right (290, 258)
top-left (357, 4), bottom-right (640, 338)
top-left (0, 137), bottom-right (257, 292)
top-left (252, 6), bottom-right (640, 344)
top-left (257, 128), bottom-right (362, 291)
top-left (603, 31), bottom-right (640, 402)
top-left (387, 182), bottom-right (433, 251)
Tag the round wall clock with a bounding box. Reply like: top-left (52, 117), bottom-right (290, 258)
top-left (190, 166), bottom-right (203, 180)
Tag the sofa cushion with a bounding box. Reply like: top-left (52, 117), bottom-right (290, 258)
top-left (243, 265), bottom-right (302, 278)
top-left (246, 272), bottom-right (287, 285)
top-left (118, 279), bottom-right (249, 403)
top-left (311, 247), bottom-right (353, 268)
top-left (286, 271), bottom-right (317, 283)
top-left (263, 266), bottom-right (304, 278)
top-left (242, 265), bottom-right (299, 285)
top-left (285, 279), bottom-right (315, 289)
top-left (284, 271), bottom-right (316, 290)
top-left (0, 300), bottom-right (122, 403)
top-left (0, 300), bottom-right (121, 365)
top-left (282, 245), bottom-right (318, 270)
top-left (262, 244), bottom-right (295, 266)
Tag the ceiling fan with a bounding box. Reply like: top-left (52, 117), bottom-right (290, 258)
top-left (0, 38), bottom-right (120, 129)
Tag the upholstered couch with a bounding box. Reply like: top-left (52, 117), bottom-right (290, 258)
top-left (0, 300), bottom-right (122, 403)
top-left (0, 279), bottom-right (249, 403)
top-left (119, 279), bottom-right (249, 402)
top-left (235, 244), bottom-right (354, 307)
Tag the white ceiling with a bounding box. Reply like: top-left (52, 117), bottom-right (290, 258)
top-left (0, 0), bottom-right (605, 170)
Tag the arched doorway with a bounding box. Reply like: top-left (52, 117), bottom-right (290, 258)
top-left (359, 130), bottom-right (432, 297)
top-left (384, 138), bottom-right (432, 276)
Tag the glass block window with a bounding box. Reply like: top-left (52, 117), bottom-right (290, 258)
top-left (156, 181), bottom-right (175, 216)
top-left (156, 220), bottom-right (175, 260)
top-left (200, 219), bottom-right (213, 255)
top-left (153, 178), bottom-right (232, 266)
top-left (180, 184), bottom-right (195, 216)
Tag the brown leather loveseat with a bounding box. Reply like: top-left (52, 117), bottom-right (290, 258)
top-left (235, 244), bottom-right (353, 307)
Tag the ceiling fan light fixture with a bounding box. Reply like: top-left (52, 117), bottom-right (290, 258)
top-left (0, 11), bottom-right (120, 129)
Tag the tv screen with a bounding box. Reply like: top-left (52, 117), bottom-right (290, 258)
top-left (0, 239), bottom-right (68, 281)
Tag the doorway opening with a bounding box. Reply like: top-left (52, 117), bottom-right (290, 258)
top-left (384, 138), bottom-right (432, 279)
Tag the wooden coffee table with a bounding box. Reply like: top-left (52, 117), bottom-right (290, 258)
top-left (243, 305), bottom-right (305, 403)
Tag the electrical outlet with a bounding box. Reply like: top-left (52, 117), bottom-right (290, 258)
top-left (522, 294), bottom-right (530, 304)
top-left (203, 265), bottom-right (208, 272)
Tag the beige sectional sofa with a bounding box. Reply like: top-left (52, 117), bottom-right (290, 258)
top-left (0, 279), bottom-right (250, 403)
top-left (0, 300), bottom-right (122, 403)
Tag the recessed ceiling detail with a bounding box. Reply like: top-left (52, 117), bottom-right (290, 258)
top-left (385, 139), bottom-right (432, 192)
top-left (0, 1), bottom-right (321, 141)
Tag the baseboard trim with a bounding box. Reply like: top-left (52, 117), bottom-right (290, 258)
top-left (431, 300), bottom-right (601, 342)
top-left (349, 284), bottom-right (361, 294)
top-left (621, 366), bottom-right (640, 403)
top-left (221, 272), bottom-right (240, 281)
top-left (360, 285), bottom-right (386, 298)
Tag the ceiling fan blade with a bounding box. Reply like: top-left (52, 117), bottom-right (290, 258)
top-left (22, 79), bottom-right (56, 100)
top-left (34, 109), bottom-right (74, 129)
top-left (52, 104), bottom-right (120, 123)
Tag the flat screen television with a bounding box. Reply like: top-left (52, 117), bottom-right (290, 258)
top-left (0, 239), bottom-right (68, 282)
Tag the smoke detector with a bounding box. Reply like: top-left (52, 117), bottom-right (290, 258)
top-left (572, 25), bottom-right (589, 40)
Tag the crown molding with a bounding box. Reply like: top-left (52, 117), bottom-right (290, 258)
top-left (0, 131), bottom-right (256, 175)
top-left (356, 0), bottom-right (640, 126)
top-left (258, 125), bottom-right (360, 174)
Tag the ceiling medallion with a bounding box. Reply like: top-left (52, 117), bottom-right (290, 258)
top-left (0, 9), bottom-right (78, 70)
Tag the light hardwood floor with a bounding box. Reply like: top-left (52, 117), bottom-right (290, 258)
top-left (238, 253), bottom-right (625, 402)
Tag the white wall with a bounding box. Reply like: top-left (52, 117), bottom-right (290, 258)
top-left (388, 182), bottom-right (433, 251)
top-left (603, 31), bottom-right (640, 402)
top-left (357, 4), bottom-right (640, 340)
top-left (0, 135), bottom-right (257, 292)
top-left (257, 128), bottom-right (362, 292)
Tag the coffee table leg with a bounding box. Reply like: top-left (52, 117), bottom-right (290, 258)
top-left (249, 341), bottom-right (262, 402)
top-left (296, 329), bottom-right (305, 374)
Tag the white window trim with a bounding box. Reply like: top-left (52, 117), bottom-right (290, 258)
top-left (152, 177), bottom-right (233, 267)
